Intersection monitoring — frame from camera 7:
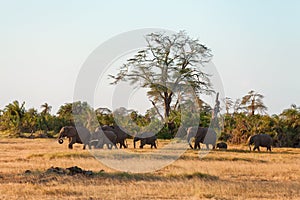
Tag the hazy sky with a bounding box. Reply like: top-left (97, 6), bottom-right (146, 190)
top-left (0, 0), bottom-right (299, 115)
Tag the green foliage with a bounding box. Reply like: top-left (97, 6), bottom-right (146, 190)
top-left (0, 96), bottom-right (299, 148)
top-left (222, 104), bottom-right (300, 147)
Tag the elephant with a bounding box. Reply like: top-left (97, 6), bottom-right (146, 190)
top-left (216, 142), bottom-right (228, 149)
top-left (248, 134), bottom-right (273, 152)
top-left (187, 127), bottom-right (217, 150)
top-left (133, 132), bottom-right (157, 149)
top-left (58, 126), bottom-right (91, 149)
top-left (98, 125), bottom-right (129, 148)
top-left (90, 130), bottom-right (117, 149)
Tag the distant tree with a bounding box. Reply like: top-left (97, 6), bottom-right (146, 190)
top-left (22, 108), bottom-right (38, 132)
top-left (241, 90), bottom-right (267, 115)
top-left (224, 97), bottom-right (234, 115)
top-left (41, 103), bottom-right (52, 115)
top-left (57, 101), bottom-right (98, 131)
top-left (39, 103), bottom-right (53, 132)
top-left (2, 101), bottom-right (26, 132)
top-left (57, 103), bottom-right (74, 126)
top-left (110, 31), bottom-right (214, 123)
top-left (279, 104), bottom-right (300, 146)
top-left (95, 107), bottom-right (114, 126)
top-left (232, 98), bottom-right (243, 114)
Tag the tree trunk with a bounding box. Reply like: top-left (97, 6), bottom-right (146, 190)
top-left (251, 99), bottom-right (255, 115)
top-left (163, 92), bottom-right (172, 123)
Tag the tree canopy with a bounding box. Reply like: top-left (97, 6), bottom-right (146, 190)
top-left (110, 31), bottom-right (214, 123)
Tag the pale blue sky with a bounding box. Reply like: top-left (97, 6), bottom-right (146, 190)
top-left (0, 0), bottom-right (299, 115)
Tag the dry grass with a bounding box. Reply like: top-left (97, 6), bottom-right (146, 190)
top-left (0, 138), bottom-right (299, 199)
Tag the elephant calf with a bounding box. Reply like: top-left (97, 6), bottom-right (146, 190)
top-left (90, 130), bottom-right (117, 149)
top-left (133, 132), bottom-right (157, 149)
top-left (248, 134), bottom-right (273, 152)
top-left (216, 142), bottom-right (227, 149)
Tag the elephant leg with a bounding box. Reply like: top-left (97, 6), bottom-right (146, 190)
top-left (151, 143), bottom-right (154, 148)
top-left (122, 141), bottom-right (127, 148)
top-left (120, 141), bottom-right (126, 149)
top-left (195, 141), bottom-right (200, 149)
top-left (68, 137), bottom-right (76, 149)
top-left (139, 142), bottom-right (144, 148)
top-left (96, 140), bottom-right (104, 149)
top-left (133, 139), bottom-right (138, 148)
top-left (193, 141), bottom-right (197, 149)
top-left (140, 141), bottom-right (144, 149)
top-left (153, 142), bottom-right (157, 149)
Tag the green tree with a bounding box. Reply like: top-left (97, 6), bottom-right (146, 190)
top-left (39, 103), bottom-right (53, 132)
top-left (57, 103), bottom-right (73, 126)
top-left (279, 104), bottom-right (300, 146)
top-left (2, 101), bottom-right (26, 132)
top-left (57, 101), bottom-right (98, 131)
top-left (41, 103), bottom-right (52, 115)
top-left (110, 31), bottom-right (214, 123)
top-left (22, 108), bottom-right (38, 133)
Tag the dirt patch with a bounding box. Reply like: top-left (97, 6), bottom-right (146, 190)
top-left (26, 166), bottom-right (97, 176)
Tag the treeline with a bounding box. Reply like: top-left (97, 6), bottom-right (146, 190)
top-left (0, 93), bottom-right (299, 147)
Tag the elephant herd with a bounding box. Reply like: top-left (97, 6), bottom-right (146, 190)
top-left (58, 125), bottom-right (273, 152)
top-left (58, 125), bottom-right (157, 150)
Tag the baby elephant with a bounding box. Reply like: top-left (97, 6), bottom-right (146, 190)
top-left (216, 142), bottom-right (228, 149)
top-left (133, 132), bottom-right (157, 149)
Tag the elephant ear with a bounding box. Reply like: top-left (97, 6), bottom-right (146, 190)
top-left (67, 126), bottom-right (78, 137)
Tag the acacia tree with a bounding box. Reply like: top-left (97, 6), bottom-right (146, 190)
top-left (111, 31), bottom-right (213, 123)
top-left (241, 90), bottom-right (267, 115)
top-left (224, 97), bottom-right (234, 115)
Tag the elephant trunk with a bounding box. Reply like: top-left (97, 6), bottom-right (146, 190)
top-left (58, 134), bottom-right (64, 144)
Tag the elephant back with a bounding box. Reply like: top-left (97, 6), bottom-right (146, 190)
top-left (203, 128), bottom-right (217, 144)
top-left (76, 126), bottom-right (91, 144)
top-left (103, 130), bottom-right (117, 143)
top-left (257, 134), bottom-right (273, 146)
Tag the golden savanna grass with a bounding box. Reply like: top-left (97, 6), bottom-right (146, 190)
top-left (0, 138), bottom-right (299, 199)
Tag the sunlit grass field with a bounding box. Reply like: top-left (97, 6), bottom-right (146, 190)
top-left (0, 138), bottom-right (299, 199)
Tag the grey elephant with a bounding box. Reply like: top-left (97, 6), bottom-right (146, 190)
top-left (248, 134), bottom-right (273, 152)
top-left (90, 129), bottom-right (117, 149)
top-left (133, 132), bottom-right (157, 149)
top-left (58, 126), bottom-right (91, 149)
top-left (99, 125), bottom-right (129, 148)
top-left (216, 142), bottom-right (227, 149)
top-left (187, 127), bottom-right (217, 149)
